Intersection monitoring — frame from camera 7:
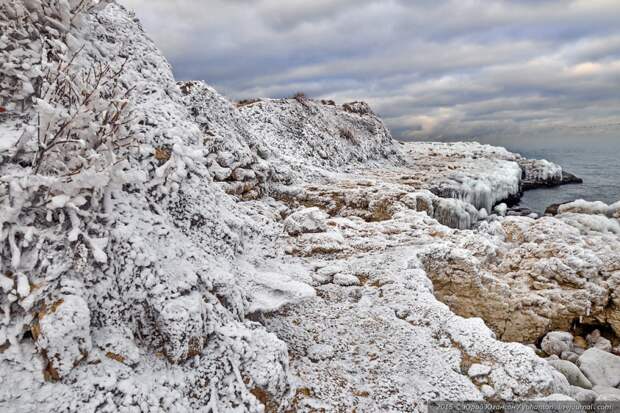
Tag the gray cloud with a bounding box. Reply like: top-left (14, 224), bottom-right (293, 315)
top-left (120, 0), bottom-right (620, 143)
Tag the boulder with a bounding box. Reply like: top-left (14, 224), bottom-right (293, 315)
top-left (577, 348), bottom-right (620, 387)
top-left (547, 359), bottom-right (592, 389)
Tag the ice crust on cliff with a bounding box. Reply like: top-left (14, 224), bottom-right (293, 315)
top-left (2, 1), bottom-right (617, 412)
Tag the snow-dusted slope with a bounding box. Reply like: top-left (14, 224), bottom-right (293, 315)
top-left (0, 2), bottom-right (294, 411)
top-left (239, 97), bottom-right (403, 174)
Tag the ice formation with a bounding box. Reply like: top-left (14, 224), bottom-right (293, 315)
top-left (1, 1), bottom-right (618, 411)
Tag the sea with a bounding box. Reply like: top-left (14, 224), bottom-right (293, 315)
top-left (502, 139), bottom-right (620, 214)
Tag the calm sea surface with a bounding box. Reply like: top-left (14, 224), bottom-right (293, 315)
top-left (504, 140), bottom-right (620, 214)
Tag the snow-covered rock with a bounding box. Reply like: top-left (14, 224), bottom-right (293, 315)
top-left (559, 199), bottom-right (620, 218)
top-left (283, 207), bottom-right (329, 236)
top-left (34, 295), bottom-right (92, 379)
top-left (239, 96), bottom-right (403, 173)
top-left (420, 215), bottom-right (620, 342)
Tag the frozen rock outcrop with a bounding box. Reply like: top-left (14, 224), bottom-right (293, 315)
top-left (558, 199), bottom-right (620, 219)
top-left (420, 214), bottom-right (620, 342)
top-left (178, 81), bottom-right (291, 199)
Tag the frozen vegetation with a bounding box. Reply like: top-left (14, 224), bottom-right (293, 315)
top-left (1, 1), bottom-right (619, 412)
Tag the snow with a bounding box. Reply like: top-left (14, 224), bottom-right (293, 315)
top-left (558, 199), bottom-right (620, 218)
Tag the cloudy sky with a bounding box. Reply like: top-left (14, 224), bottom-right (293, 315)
top-left (120, 0), bottom-right (620, 143)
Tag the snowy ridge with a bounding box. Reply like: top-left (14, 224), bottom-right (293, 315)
top-left (239, 96), bottom-right (403, 175)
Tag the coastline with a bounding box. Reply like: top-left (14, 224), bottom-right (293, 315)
top-left (2, 2), bottom-right (619, 411)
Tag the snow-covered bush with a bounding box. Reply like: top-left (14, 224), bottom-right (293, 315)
top-left (0, 0), bottom-right (137, 374)
top-left (0, 0), bottom-right (108, 110)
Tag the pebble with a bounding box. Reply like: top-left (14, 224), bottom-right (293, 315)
top-left (560, 351), bottom-right (579, 363)
top-left (480, 384), bottom-right (495, 398)
top-left (468, 363), bottom-right (491, 378)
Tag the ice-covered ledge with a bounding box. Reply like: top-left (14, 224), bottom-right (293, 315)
top-left (395, 141), bottom-right (582, 214)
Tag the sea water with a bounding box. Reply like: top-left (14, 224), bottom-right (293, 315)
top-left (506, 139), bottom-right (620, 214)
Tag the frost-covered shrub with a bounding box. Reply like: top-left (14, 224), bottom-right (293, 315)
top-left (0, 0), bottom-right (137, 375)
top-left (32, 55), bottom-right (135, 174)
top-left (0, 0), bottom-right (107, 110)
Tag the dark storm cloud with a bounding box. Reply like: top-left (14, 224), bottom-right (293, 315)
top-left (120, 0), bottom-right (620, 142)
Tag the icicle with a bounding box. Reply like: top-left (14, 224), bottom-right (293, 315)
top-left (67, 208), bottom-right (81, 241)
top-left (8, 227), bottom-right (21, 269)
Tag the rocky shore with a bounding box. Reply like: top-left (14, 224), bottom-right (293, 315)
top-left (1, 2), bottom-right (619, 412)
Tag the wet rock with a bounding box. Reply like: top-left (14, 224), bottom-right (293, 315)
top-left (577, 348), bottom-right (620, 387)
top-left (541, 331), bottom-right (574, 356)
top-left (506, 206), bottom-right (534, 217)
top-left (547, 359), bottom-right (592, 389)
